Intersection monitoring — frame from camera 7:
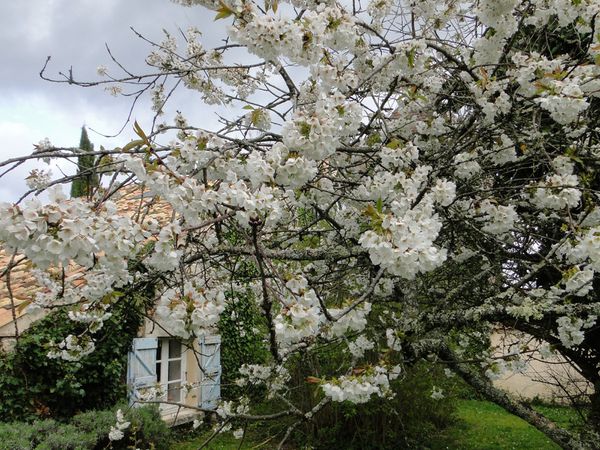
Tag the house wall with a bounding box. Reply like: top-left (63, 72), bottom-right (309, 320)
top-left (0, 307), bottom-right (46, 351)
top-left (491, 330), bottom-right (593, 403)
top-left (185, 346), bottom-right (202, 407)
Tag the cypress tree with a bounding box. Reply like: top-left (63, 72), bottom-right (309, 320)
top-left (70, 126), bottom-right (98, 198)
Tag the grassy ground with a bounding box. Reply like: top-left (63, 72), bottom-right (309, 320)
top-left (171, 429), bottom-right (273, 450)
top-left (172, 400), bottom-right (584, 449)
top-left (533, 403), bottom-right (585, 431)
top-left (433, 399), bottom-right (582, 450)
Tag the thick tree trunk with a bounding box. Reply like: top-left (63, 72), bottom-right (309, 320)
top-left (588, 382), bottom-right (600, 435)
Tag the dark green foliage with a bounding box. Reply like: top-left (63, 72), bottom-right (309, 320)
top-left (70, 126), bottom-right (98, 198)
top-left (279, 341), bottom-right (458, 450)
top-left (296, 363), bottom-right (457, 450)
top-left (218, 290), bottom-right (268, 400)
top-left (0, 297), bottom-right (142, 421)
top-left (123, 405), bottom-right (173, 449)
top-left (212, 226), bottom-right (271, 397)
top-left (513, 16), bottom-right (592, 62)
top-left (0, 406), bottom-right (171, 450)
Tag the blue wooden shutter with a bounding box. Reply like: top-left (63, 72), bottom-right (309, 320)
top-left (199, 334), bottom-right (221, 409)
top-left (127, 337), bottom-right (158, 406)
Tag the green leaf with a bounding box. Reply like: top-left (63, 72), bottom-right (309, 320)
top-left (364, 204), bottom-right (378, 219)
top-left (121, 139), bottom-right (145, 153)
top-left (386, 138), bottom-right (402, 150)
top-left (133, 121), bottom-right (150, 146)
top-left (215, 3), bottom-right (234, 20)
top-left (367, 133), bottom-right (381, 145)
top-left (197, 137), bottom-right (208, 150)
top-left (299, 121), bottom-right (311, 138)
top-left (264, 0), bottom-right (278, 12)
top-left (16, 300), bottom-right (32, 313)
top-left (407, 48), bottom-right (416, 68)
top-left (250, 109), bottom-right (262, 126)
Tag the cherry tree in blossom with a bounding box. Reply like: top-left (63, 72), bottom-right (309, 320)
top-left (1, 0), bottom-right (599, 447)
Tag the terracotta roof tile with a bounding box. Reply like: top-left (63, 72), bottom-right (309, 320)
top-left (0, 184), bottom-right (173, 331)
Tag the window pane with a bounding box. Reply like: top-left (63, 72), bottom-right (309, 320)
top-left (169, 340), bottom-right (181, 359)
top-left (167, 381), bottom-right (181, 402)
top-left (168, 359), bottom-right (181, 381)
top-left (156, 339), bottom-right (162, 361)
top-left (156, 362), bottom-right (162, 382)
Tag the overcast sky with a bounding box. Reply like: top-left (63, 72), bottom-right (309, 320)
top-left (0, 1), bottom-right (226, 202)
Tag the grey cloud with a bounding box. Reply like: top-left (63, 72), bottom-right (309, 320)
top-left (0, 1), bottom-right (228, 112)
top-left (0, 0), bottom-right (257, 201)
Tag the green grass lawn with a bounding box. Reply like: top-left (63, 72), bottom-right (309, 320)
top-left (532, 403), bottom-right (585, 432)
top-left (172, 400), bottom-right (583, 449)
top-left (171, 429), bottom-right (274, 450)
top-left (433, 399), bottom-right (581, 450)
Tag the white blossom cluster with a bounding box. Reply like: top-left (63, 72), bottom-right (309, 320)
top-left (525, 0), bottom-right (600, 30)
top-left (556, 316), bottom-right (596, 349)
top-left (230, 4), bottom-right (359, 65)
top-left (236, 363), bottom-right (290, 396)
top-left (25, 169), bottom-right (52, 190)
top-left (530, 174), bottom-right (581, 211)
top-left (326, 302), bottom-right (372, 338)
top-left (477, 200), bottom-right (518, 236)
top-left (146, 26), bottom-right (267, 104)
top-left (47, 334), bottom-right (96, 362)
top-left (67, 304), bottom-right (112, 333)
top-left (386, 328), bottom-right (402, 352)
top-left (453, 152), bottom-right (481, 180)
top-left (217, 397), bottom-right (251, 418)
top-left (155, 281), bottom-right (226, 338)
top-left (564, 267), bottom-right (595, 297)
top-left (558, 225), bottom-right (600, 272)
top-left (108, 409), bottom-right (131, 441)
top-left (366, 0), bottom-right (394, 26)
top-left (275, 277), bottom-right (324, 346)
top-left (359, 197), bottom-right (447, 279)
top-left (486, 134), bottom-right (518, 166)
top-left (321, 365), bottom-right (401, 404)
top-left (348, 335), bottom-right (375, 358)
top-left (282, 91), bottom-right (362, 161)
top-left (0, 187), bottom-right (143, 271)
top-left (430, 386), bottom-right (445, 400)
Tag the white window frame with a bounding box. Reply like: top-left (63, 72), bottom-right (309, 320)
top-left (155, 338), bottom-right (187, 413)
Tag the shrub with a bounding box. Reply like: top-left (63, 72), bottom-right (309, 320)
top-left (218, 289), bottom-right (268, 400)
top-left (0, 421), bottom-right (35, 450)
top-left (0, 295), bottom-right (143, 421)
top-left (0, 405), bottom-right (171, 450)
top-left (123, 405), bottom-right (173, 450)
top-left (300, 363), bottom-right (457, 450)
top-left (280, 342), bottom-right (458, 450)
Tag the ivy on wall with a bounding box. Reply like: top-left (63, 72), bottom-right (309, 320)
top-left (218, 289), bottom-right (268, 400)
top-left (0, 297), bottom-right (143, 421)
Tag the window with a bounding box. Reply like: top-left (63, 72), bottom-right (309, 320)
top-left (155, 338), bottom-right (186, 409)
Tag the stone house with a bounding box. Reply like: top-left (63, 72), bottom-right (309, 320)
top-left (0, 186), bottom-right (221, 423)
